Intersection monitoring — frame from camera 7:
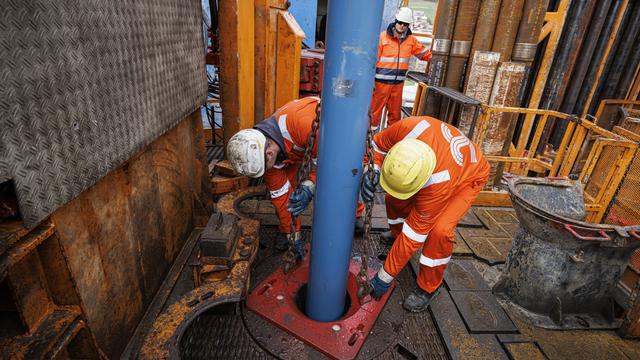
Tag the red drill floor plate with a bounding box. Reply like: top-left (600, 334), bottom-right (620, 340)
top-left (246, 258), bottom-right (395, 360)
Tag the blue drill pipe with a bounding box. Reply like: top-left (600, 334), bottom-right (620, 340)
top-left (305, 0), bottom-right (384, 322)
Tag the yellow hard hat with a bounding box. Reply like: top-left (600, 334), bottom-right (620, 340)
top-left (380, 139), bottom-right (436, 200)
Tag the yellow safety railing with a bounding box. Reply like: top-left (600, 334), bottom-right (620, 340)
top-left (471, 106), bottom-right (637, 223)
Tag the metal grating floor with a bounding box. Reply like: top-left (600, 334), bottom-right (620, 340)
top-left (179, 226), bottom-right (448, 360)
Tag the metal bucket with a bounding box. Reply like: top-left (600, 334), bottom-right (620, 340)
top-left (494, 177), bottom-right (640, 329)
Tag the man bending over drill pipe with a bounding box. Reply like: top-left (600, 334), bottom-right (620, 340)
top-left (361, 116), bottom-right (490, 312)
top-left (227, 97), bottom-right (364, 254)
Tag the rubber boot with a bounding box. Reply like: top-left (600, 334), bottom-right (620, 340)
top-left (275, 232), bottom-right (289, 251)
top-left (379, 230), bottom-right (395, 245)
top-left (403, 286), bottom-right (440, 313)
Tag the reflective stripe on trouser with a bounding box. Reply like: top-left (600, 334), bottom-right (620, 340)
top-left (371, 81), bottom-right (404, 129)
top-left (383, 178), bottom-right (486, 293)
top-left (264, 163), bottom-right (365, 233)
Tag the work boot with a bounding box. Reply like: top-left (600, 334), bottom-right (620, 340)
top-left (275, 232), bottom-right (289, 251)
top-left (379, 230), bottom-right (395, 246)
top-left (354, 217), bottom-right (364, 235)
top-left (403, 286), bottom-right (440, 313)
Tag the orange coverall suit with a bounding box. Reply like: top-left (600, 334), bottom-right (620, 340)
top-left (373, 117), bottom-right (490, 293)
top-left (371, 24), bottom-right (432, 130)
top-left (257, 97), bottom-right (363, 234)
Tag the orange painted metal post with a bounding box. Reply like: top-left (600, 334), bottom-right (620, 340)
top-left (219, 0), bottom-right (255, 144)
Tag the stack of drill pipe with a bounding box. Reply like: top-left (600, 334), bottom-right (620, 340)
top-left (458, 51), bottom-right (500, 137)
top-left (581, 0), bottom-right (633, 114)
top-left (491, 0), bottom-right (525, 62)
top-left (560, 0), bottom-right (615, 115)
top-left (575, 0), bottom-right (628, 115)
top-left (443, 0), bottom-right (482, 92)
top-left (537, 0), bottom-right (597, 149)
top-left (425, 0), bottom-right (459, 117)
top-left (540, 0), bottom-right (598, 111)
top-left (463, 0), bottom-right (502, 90)
top-left (483, 62), bottom-right (527, 186)
top-left (592, 1), bottom-right (640, 108)
top-left (512, 0), bottom-right (549, 66)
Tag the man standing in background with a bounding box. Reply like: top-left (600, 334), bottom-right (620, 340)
top-left (370, 7), bottom-right (432, 131)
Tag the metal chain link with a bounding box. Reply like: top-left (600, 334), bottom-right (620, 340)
top-left (356, 114), bottom-right (376, 301)
top-left (283, 101), bottom-right (321, 274)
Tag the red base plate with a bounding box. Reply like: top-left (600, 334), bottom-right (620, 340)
top-left (246, 257), bottom-right (395, 360)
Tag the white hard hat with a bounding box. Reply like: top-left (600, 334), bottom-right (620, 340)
top-left (396, 7), bottom-right (413, 24)
top-left (226, 129), bottom-right (267, 178)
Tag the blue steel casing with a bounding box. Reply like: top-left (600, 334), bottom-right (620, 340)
top-left (305, 0), bottom-right (385, 322)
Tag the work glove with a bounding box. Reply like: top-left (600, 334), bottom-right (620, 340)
top-left (360, 168), bottom-right (380, 203)
top-left (370, 273), bottom-right (392, 300)
top-left (288, 181), bottom-right (315, 216)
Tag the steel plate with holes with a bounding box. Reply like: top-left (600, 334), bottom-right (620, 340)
top-left (243, 251), bottom-right (404, 359)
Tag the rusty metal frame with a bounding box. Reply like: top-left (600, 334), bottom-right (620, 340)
top-left (595, 99), bottom-right (640, 120)
top-left (473, 105), bottom-right (637, 223)
top-left (138, 186), bottom-right (263, 359)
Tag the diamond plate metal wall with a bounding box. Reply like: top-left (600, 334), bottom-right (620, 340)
top-left (0, 0), bottom-right (207, 227)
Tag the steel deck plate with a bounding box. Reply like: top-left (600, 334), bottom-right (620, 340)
top-left (429, 290), bottom-right (510, 359)
top-left (444, 259), bottom-right (491, 291)
top-left (450, 291), bottom-right (518, 333)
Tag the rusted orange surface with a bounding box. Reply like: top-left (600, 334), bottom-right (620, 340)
top-left (49, 112), bottom-right (212, 357)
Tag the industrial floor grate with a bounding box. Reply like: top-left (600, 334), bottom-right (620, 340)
top-left (178, 226), bottom-right (448, 360)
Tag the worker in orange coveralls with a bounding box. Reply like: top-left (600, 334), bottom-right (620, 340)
top-left (370, 7), bottom-right (432, 131)
top-left (361, 116), bottom-right (490, 312)
top-left (227, 97), bottom-right (364, 253)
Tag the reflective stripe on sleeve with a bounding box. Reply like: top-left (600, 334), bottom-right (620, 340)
top-left (402, 222), bottom-right (428, 243)
top-left (377, 267), bottom-right (395, 283)
top-left (403, 120), bottom-right (431, 140)
top-left (387, 217), bottom-right (405, 225)
top-left (372, 140), bottom-right (387, 155)
top-left (419, 254), bottom-right (451, 267)
top-left (422, 170), bottom-right (451, 188)
top-left (269, 180), bottom-right (291, 198)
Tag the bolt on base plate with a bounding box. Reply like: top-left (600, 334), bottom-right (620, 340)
top-left (245, 255), bottom-right (396, 360)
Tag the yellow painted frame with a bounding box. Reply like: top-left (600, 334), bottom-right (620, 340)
top-left (472, 105), bottom-right (637, 223)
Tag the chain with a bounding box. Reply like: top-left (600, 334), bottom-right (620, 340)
top-left (283, 101), bottom-right (321, 274)
top-left (356, 114), bottom-right (376, 301)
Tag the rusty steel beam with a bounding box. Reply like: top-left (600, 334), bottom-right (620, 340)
top-left (444, 0), bottom-right (481, 91)
top-left (460, 51), bottom-right (500, 135)
top-left (491, 0), bottom-right (525, 62)
top-left (483, 62), bottom-right (527, 156)
top-left (463, 0), bottom-right (501, 90)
